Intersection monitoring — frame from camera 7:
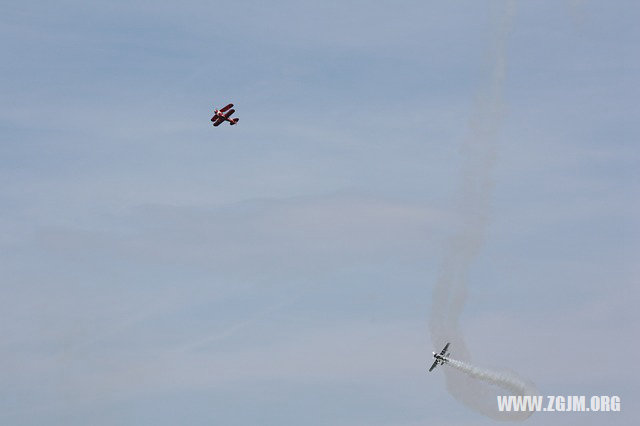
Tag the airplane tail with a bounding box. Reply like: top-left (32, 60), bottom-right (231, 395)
top-left (230, 118), bottom-right (239, 125)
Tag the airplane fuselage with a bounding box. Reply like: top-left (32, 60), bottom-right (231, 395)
top-left (432, 352), bottom-right (449, 363)
top-left (213, 110), bottom-right (235, 123)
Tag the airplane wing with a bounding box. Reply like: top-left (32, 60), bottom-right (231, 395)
top-left (220, 103), bottom-right (233, 112)
top-left (429, 360), bottom-right (439, 372)
top-left (224, 109), bottom-right (235, 118)
top-left (213, 116), bottom-right (225, 126)
top-left (440, 343), bottom-right (450, 356)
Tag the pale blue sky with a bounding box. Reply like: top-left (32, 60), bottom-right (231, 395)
top-left (1, 1), bottom-right (638, 425)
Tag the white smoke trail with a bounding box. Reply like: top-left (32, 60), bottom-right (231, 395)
top-left (429, 0), bottom-right (536, 421)
top-left (443, 358), bottom-right (537, 421)
top-left (447, 358), bottom-right (535, 398)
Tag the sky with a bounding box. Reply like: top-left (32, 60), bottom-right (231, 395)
top-left (1, 1), bottom-right (639, 425)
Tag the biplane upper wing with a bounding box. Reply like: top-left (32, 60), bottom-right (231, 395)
top-left (213, 116), bottom-right (225, 126)
top-left (224, 108), bottom-right (235, 118)
top-left (220, 103), bottom-right (233, 112)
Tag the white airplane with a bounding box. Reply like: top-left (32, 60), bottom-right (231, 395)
top-left (429, 342), bottom-right (451, 372)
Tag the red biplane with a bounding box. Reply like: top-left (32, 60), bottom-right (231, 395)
top-left (211, 103), bottom-right (239, 126)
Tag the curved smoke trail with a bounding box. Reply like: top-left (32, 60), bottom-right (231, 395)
top-left (447, 358), bottom-right (534, 397)
top-left (445, 357), bottom-right (537, 421)
top-left (429, 1), bottom-right (536, 421)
